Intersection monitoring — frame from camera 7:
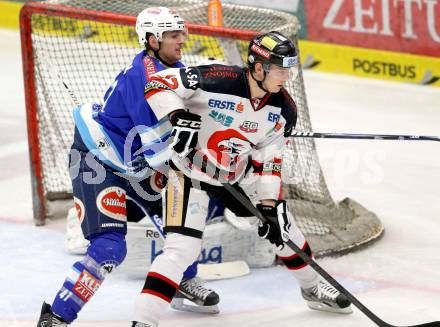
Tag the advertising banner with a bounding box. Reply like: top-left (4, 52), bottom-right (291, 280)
top-left (305, 0), bottom-right (440, 57)
top-left (0, 1), bottom-right (22, 29)
top-left (300, 40), bottom-right (440, 86)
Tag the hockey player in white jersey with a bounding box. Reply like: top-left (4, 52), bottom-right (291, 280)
top-left (131, 31), bottom-right (352, 326)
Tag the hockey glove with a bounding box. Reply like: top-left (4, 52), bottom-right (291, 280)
top-left (256, 200), bottom-right (292, 250)
top-left (169, 111), bottom-right (201, 159)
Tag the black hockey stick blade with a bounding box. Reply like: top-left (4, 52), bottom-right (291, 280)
top-left (222, 182), bottom-right (440, 327)
top-left (289, 131), bottom-right (440, 142)
top-left (402, 324), bottom-right (440, 327)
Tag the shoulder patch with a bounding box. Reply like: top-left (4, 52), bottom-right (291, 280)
top-left (180, 66), bottom-right (201, 90)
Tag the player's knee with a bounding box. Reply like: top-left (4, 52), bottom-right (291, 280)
top-left (86, 232), bottom-right (127, 276)
top-left (163, 233), bottom-right (201, 271)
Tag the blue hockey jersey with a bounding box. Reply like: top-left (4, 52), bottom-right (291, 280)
top-left (73, 50), bottom-right (184, 172)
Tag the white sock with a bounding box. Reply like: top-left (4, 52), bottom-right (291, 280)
top-left (132, 233), bottom-right (201, 324)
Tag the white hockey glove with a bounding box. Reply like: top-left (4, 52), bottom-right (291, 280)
top-left (169, 111), bottom-right (201, 159)
top-left (256, 200), bottom-right (292, 250)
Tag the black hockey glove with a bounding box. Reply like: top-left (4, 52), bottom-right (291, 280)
top-left (256, 200), bottom-right (292, 250)
top-left (169, 111), bottom-right (201, 159)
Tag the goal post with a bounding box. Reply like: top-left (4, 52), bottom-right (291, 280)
top-left (20, 0), bottom-right (384, 257)
top-left (19, 1), bottom-right (256, 226)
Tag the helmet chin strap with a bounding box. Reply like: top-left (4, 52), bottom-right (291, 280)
top-left (153, 44), bottom-right (176, 67)
top-left (145, 34), bottom-right (177, 67)
top-left (250, 69), bottom-right (270, 94)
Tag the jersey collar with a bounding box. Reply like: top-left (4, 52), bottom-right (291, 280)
top-left (245, 69), bottom-right (272, 112)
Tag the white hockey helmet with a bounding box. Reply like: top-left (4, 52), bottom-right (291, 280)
top-left (136, 7), bottom-right (186, 45)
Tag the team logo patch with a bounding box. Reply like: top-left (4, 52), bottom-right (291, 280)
top-left (144, 74), bottom-right (178, 99)
top-left (146, 7), bottom-right (162, 14)
top-left (99, 261), bottom-right (118, 278)
top-left (96, 137), bottom-right (110, 149)
top-left (283, 56), bottom-right (298, 68)
top-left (263, 161), bottom-right (282, 174)
top-left (208, 98), bottom-right (244, 113)
top-left (73, 270), bottom-right (101, 302)
top-left (181, 66), bottom-right (200, 90)
top-left (266, 121), bottom-right (283, 136)
top-left (208, 110), bottom-right (234, 127)
top-left (239, 121), bottom-right (258, 133)
top-left (143, 56), bottom-right (157, 78)
top-left (91, 103), bottom-right (102, 112)
top-left (207, 129), bottom-right (251, 169)
top-left (251, 44), bottom-right (271, 59)
top-left (96, 187), bottom-right (127, 221)
top-left (236, 102), bottom-right (244, 113)
top-left (268, 112), bottom-right (280, 122)
top-left (148, 75), bottom-right (178, 90)
top-left (202, 65), bottom-right (240, 80)
top-left (74, 197), bottom-right (85, 223)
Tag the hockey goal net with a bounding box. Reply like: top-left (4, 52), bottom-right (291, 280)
top-left (20, 0), bottom-right (383, 257)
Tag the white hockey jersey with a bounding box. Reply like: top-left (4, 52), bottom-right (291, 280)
top-left (146, 64), bottom-right (297, 201)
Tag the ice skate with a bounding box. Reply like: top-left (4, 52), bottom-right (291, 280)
top-left (171, 276), bottom-right (220, 314)
top-left (301, 279), bottom-right (353, 314)
top-left (37, 302), bottom-right (69, 327)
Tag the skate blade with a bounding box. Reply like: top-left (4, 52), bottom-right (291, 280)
top-left (170, 298), bottom-right (220, 314)
top-left (306, 301), bottom-right (353, 314)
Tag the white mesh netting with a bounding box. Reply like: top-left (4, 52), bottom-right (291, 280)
top-left (22, 0), bottom-right (384, 256)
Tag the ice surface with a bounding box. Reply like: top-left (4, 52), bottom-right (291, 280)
top-left (1, 28), bottom-right (439, 326)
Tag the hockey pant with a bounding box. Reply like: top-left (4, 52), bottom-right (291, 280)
top-left (133, 169), bottom-right (318, 325)
top-left (50, 133), bottom-right (206, 322)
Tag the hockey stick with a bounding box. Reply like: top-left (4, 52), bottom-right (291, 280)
top-left (290, 131), bottom-right (440, 142)
top-left (222, 182), bottom-right (440, 327)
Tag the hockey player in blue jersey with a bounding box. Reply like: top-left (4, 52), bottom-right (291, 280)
top-left (37, 7), bottom-right (220, 327)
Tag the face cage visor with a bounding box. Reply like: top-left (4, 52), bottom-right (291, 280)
top-left (263, 61), bottom-right (299, 81)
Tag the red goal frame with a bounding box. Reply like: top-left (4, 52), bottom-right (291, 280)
top-left (20, 1), bottom-right (257, 225)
